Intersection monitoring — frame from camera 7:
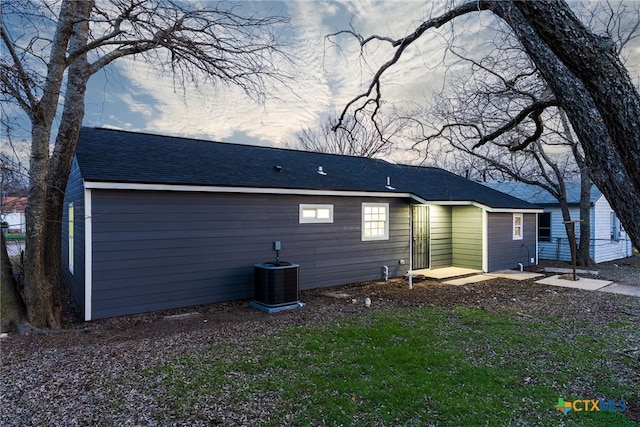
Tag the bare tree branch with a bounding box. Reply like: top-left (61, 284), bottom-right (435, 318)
top-left (1, 0), bottom-right (295, 328)
top-left (473, 99), bottom-right (558, 149)
top-left (329, 0), bottom-right (485, 128)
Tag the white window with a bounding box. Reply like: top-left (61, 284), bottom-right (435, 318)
top-left (513, 213), bottom-right (523, 240)
top-left (362, 203), bottom-right (389, 241)
top-left (299, 204), bottom-right (334, 224)
top-left (68, 203), bottom-right (74, 273)
top-left (610, 212), bottom-right (620, 241)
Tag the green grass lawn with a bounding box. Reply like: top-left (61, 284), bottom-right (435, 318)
top-left (143, 306), bottom-right (637, 426)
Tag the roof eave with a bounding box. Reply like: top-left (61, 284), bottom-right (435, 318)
top-left (84, 180), bottom-right (540, 212)
top-left (83, 180), bottom-right (415, 199)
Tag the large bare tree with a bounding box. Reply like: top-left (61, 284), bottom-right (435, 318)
top-left (1, 0), bottom-right (292, 330)
top-left (420, 107), bottom-right (596, 266)
top-left (410, 32), bottom-right (597, 266)
top-left (332, 0), bottom-right (640, 252)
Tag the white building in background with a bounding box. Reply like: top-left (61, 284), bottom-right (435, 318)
top-left (485, 182), bottom-right (633, 263)
top-left (1, 196), bottom-right (26, 233)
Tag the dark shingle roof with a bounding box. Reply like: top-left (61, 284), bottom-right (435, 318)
top-left (483, 181), bottom-right (603, 206)
top-left (75, 127), bottom-right (537, 210)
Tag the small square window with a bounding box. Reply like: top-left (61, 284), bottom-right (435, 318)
top-left (299, 204), bottom-right (334, 224)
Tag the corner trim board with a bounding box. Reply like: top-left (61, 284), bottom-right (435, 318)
top-left (84, 188), bottom-right (92, 321)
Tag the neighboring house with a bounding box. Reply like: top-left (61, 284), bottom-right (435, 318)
top-left (63, 128), bottom-right (541, 320)
top-left (485, 182), bottom-right (633, 263)
top-left (1, 196), bottom-right (27, 233)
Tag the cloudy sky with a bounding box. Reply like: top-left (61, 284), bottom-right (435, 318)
top-left (80, 1), bottom-right (479, 151)
top-left (5, 1), bottom-right (640, 163)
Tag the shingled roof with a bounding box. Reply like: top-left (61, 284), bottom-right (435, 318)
top-left (483, 181), bottom-right (603, 206)
top-left (75, 127), bottom-right (538, 210)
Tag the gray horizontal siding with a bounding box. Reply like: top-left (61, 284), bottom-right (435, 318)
top-left (90, 191), bottom-right (410, 319)
top-left (61, 158), bottom-right (86, 316)
top-left (487, 213), bottom-right (537, 271)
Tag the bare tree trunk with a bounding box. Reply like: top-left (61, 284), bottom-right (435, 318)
top-left (576, 175), bottom-right (595, 267)
top-left (558, 110), bottom-right (595, 267)
top-left (23, 124), bottom-right (61, 328)
top-left (1, 232), bottom-right (27, 333)
top-left (514, 1), bottom-right (640, 194)
top-left (43, 0), bottom-right (93, 317)
top-left (4, 0), bottom-right (292, 328)
top-left (555, 183), bottom-right (578, 266)
top-left (21, 0), bottom-right (79, 328)
top-left (494, 1), bottom-right (640, 250)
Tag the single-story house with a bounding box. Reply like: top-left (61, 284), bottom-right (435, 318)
top-left (484, 181), bottom-right (633, 263)
top-left (1, 196), bottom-right (27, 233)
top-left (63, 127), bottom-right (542, 320)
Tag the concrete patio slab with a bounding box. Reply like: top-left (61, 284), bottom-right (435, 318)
top-left (536, 275), bottom-right (612, 291)
top-left (544, 267), bottom-right (599, 276)
top-left (487, 270), bottom-right (544, 281)
top-left (411, 267), bottom-right (481, 280)
top-left (444, 274), bottom-right (497, 286)
top-left (598, 283), bottom-right (640, 297)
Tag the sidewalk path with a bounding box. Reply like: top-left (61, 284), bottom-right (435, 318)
top-left (437, 268), bottom-right (640, 298)
top-left (535, 274), bottom-right (640, 297)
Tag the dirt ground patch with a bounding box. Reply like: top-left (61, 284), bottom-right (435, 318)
top-left (2, 268), bottom-right (639, 425)
top-left (6, 274), bottom-right (638, 351)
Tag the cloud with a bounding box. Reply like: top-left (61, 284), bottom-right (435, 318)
top-left (87, 0), bottom-right (640, 155)
top-left (107, 1), bottom-right (345, 147)
top-left (105, 1), bottom-right (449, 147)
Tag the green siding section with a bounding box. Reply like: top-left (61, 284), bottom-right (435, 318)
top-left (452, 206), bottom-right (483, 269)
top-left (429, 205), bottom-right (452, 268)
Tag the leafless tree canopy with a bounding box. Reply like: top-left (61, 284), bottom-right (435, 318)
top-left (296, 111), bottom-right (408, 158)
top-left (330, 0), bottom-right (640, 252)
top-left (1, 0), bottom-right (293, 329)
top-left (1, 0), bottom-right (292, 107)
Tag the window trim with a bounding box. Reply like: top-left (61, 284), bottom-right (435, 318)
top-left (362, 202), bottom-right (389, 241)
top-left (299, 204), bottom-right (334, 224)
top-left (513, 213), bottom-right (523, 240)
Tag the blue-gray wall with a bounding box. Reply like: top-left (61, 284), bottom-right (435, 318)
top-left (62, 158), bottom-right (86, 317)
top-left (88, 190), bottom-right (410, 318)
top-left (487, 213), bottom-right (537, 271)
